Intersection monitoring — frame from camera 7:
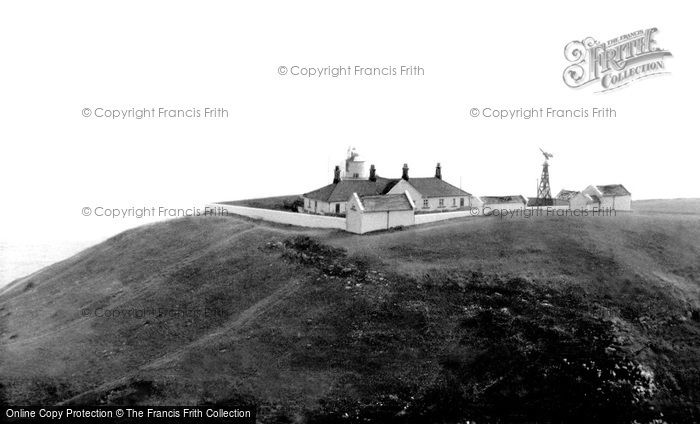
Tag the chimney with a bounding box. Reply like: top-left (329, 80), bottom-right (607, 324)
top-left (402, 163), bottom-right (409, 181)
top-left (333, 165), bottom-right (341, 184)
top-left (369, 164), bottom-right (376, 181)
top-left (435, 162), bottom-right (442, 179)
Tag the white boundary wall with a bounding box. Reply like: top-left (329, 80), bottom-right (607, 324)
top-left (210, 203), bottom-right (580, 232)
top-left (415, 209), bottom-right (480, 225)
top-left (207, 203), bottom-right (345, 229)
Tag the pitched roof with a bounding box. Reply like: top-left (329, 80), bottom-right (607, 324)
top-left (556, 189), bottom-right (580, 201)
top-left (304, 175), bottom-right (473, 202)
top-left (359, 193), bottom-right (413, 212)
top-left (303, 177), bottom-right (397, 202)
top-left (302, 183), bottom-right (337, 202)
top-left (405, 177), bottom-right (471, 198)
top-left (480, 195), bottom-right (527, 204)
top-left (596, 184), bottom-right (631, 196)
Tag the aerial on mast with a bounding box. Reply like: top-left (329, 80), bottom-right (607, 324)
top-left (540, 148), bottom-right (553, 161)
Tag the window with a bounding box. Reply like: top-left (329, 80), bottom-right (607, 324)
top-left (452, 198), bottom-right (456, 206)
top-left (335, 203), bottom-right (340, 214)
top-left (439, 198), bottom-right (444, 207)
top-left (423, 199), bottom-right (429, 208)
top-left (460, 198), bottom-right (465, 207)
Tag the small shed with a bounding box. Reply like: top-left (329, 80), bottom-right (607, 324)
top-left (346, 192), bottom-right (415, 234)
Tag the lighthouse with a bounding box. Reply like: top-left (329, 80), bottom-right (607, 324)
top-left (343, 147), bottom-right (367, 180)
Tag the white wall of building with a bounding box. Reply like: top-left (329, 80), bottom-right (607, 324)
top-left (611, 195), bottom-right (632, 211)
top-left (361, 212), bottom-right (391, 234)
top-left (302, 197), bottom-right (347, 215)
top-left (423, 196), bottom-right (472, 211)
top-left (414, 209), bottom-right (479, 224)
top-left (599, 195), bottom-right (631, 211)
top-left (388, 210), bottom-right (414, 228)
top-left (345, 160), bottom-right (366, 179)
top-left (569, 193), bottom-right (599, 210)
top-left (349, 210), bottom-right (413, 234)
top-left (346, 212), bottom-right (361, 234)
top-left (345, 195), bottom-right (363, 234)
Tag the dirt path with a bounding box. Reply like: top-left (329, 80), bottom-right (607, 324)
top-left (143, 276), bottom-right (301, 370)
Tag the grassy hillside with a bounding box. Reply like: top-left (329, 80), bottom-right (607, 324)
top-left (221, 195), bottom-right (303, 211)
top-left (633, 198), bottom-right (700, 215)
top-left (1, 200), bottom-right (699, 423)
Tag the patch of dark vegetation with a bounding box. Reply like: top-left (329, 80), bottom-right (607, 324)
top-left (364, 225), bottom-right (406, 235)
top-left (0, 382), bottom-right (7, 407)
top-left (200, 390), bottom-right (258, 411)
top-left (266, 236), bottom-right (389, 286)
top-left (281, 236), bottom-right (346, 260)
top-left (421, 275), bottom-right (658, 423)
top-left (272, 237), bottom-right (674, 423)
top-left (92, 379), bottom-right (160, 406)
top-left (692, 308), bottom-right (700, 323)
top-left (1, 378), bottom-right (80, 405)
top-left (282, 198), bottom-right (304, 212)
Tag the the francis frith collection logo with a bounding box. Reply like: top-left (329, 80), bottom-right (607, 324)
top-left (563, 28), bottom-right (672, 93)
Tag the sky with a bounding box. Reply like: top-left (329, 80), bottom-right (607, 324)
top-left (0, 1), bottom-right (698, 268)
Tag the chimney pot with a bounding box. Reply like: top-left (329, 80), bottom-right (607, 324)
top-left (402, 163), bottom-right (409, 181)
top-left (435, 162), bottom-right (442, 179)
top-left (333, 165), bottom-right (341, 184)
top-left (369, 164), bottom-right (377, 181)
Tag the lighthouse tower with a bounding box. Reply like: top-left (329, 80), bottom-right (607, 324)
top-left (343, 147), bottom-right (367, 180)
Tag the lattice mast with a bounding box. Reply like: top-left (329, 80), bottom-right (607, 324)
top-left (537, 148), bottom-right (553, 204)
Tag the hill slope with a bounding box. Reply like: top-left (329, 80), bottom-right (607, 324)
top-left (1, 201), bottom-right (699, 423)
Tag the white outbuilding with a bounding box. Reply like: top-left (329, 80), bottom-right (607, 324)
top-left (582, 184), bottom-right (632, 211)
top-left (346, 191), bottom-right (415, 234)
top-left (557, 185), bottom-right (631, 211)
